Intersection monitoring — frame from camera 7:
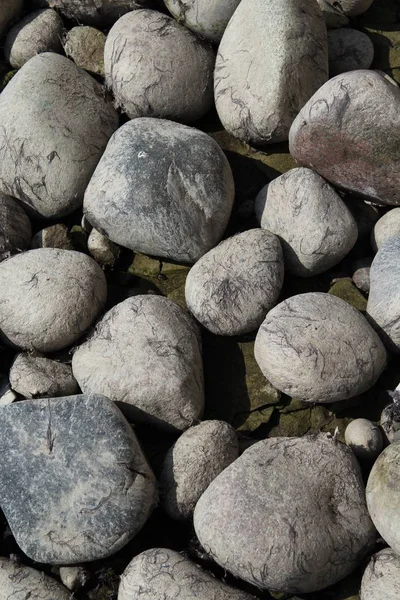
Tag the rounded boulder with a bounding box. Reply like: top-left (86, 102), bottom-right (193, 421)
top-left (361, 548), bottom-right (400, 600)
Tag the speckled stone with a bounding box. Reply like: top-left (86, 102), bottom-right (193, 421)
top-left (328, 29), bottom-right (374, 76)
top-left (64, 26), bottom-right (106, 77)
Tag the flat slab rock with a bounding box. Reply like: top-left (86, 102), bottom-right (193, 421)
top-left (0, 394), bottom-right (157, 563)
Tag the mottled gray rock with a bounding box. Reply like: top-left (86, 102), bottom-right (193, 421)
top-left (185, 230), bottom-right (283, 335)
top-left (0, 394), bottom-right (157, 563)
top-left (381, 396), bottom-right (400, 443)
top-left (31, 0), bottom-right (153, 27)
top-left (160, 420), bottom-right (239, 520)
top-left (371, 208), bottom-right (400, 251)
top-left (328, 29), bottom-right (374, 76)
top-left (9, 353), bottom-right (79, 398)
top-left (316, 0), bottom-right (349, 28)
top-left (352, 257), bottom-right (372, 294)
top-left (31, 224), bottom-right (74, 250)
top-left (0, 248), bottom-right (107, 353)
top-left (72, 295), bottom-right (204, 431)
top-left (255, 293), bottom-right (387, 403)
top-left (59, 566), bottom-right (90, 591)
top-left (214, 0), bottom-right (328, 145)
top-left (361, 548), bottom-right (400, 600)
top-left (0, 0), bottom-right (22, 37)
top-left (324, 0), bottom-right (374, 16)
top-left (88, 228), bottom-right (120, 267)
top-left (164, 0), bottom-right (241, 43)
top-left (345, 418), bottom-right (383, 460)
top-left (4, 9), bottom-right (64, 69)
top-left (0, 53), bottom-right (118, 218)
top-left (84, 118), bottom-right (234, 263)
top-left (0, 558), bottom-right (70, 599)
top-left (105, 10), bottom-right (214, 122)
top-left (0, 193), bottom-right (31, 261)
top-left (289, 70), bottom-right (400, 206)
top-left (118, 548), bottom-right (258, 600)
top-left (255, 168), bottom-right (357, 277)
top-left (194, 435), bottom-right (375, 594)
top-left (367, 441), bottom-right (400, 555)
top-left (64, 26), bottom-right (106, 77)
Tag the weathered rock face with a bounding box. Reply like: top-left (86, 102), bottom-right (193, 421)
top-left (0, 394), bottom-right (157, 563)
top-left (104, 10), bottom-right (215, 122)
top-left (0, 53), bottom-right (118, 218)
top-left (9, 354), bottom-right (79, 399)
top-left (289, 70), bottom-right (400, 206)
top-left (361, 548), bottom-right (400, 600)
top-left (324, 0), bottom-right (374, 16)
top-left (194, 435), bottom-right (376, 594)
top-left (64, 26), bottom-right (106, 77)
top-left (118, 548), bottom-right (258, 600)
top-left (255, 168), bottom-right (358, 277)
top-left (371, 208), bottom-right (400, 251)
top-left (214, 0), bottom-right (328, 145)
top-left (0, 193), bottom-right (31, 261)
top-left (0, 0), bottom-right (22, 37)
top-left (185, 229), bottom-right (284, 335)
top-left (0, 558), bottom-right (70, 599)
top-left (72, 295), bottom-right (204, 431)
top-left (0, 248), bottom-right (107, 353)
top-left (164, 0), bottom-right (241, 42)
top-left (328, 29), bottom-right (374, 76)
top-left (84, 118), bottom-right (234, 264)
top-left (255, 293), bottom-right (387, 403)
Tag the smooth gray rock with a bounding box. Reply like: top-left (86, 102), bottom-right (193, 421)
top-left (84, 118), bottom-right (234, 263)
top-left (64, 26), bottom-right (106, 77)
top-left (345, 418), bottom-right (383, 460)
top-left (361, 548), bottom-right (400, 600)
top-left (316, 0), bottom-right (349, 28)
top-left (352, 257), bottom-right (372, 294)
top-left (0, 0), bottom-right (22, 37)
top-left (255, 293), bottom-right (387, 403)
top-left (0, 558), bottom-right (70, 599)
top-left (324, 0), bottom-right (374, 15)
top-left (87, 228), bottom-right (120, 267)
top-left (255, 168), bottom-right (357, 277)
top-left (0, 248), bottom-right (107, 353)
top-left (0, 53), bottom-right (118, 218)
top-left (0, 394), bottom-right (157, 563)
top-left (105, 10), bottom-right (215, 122)
top-left (328, 29), bottom-right (374, 76)
top-left (289, 70), bottom-right (400, 207)
top-left (160, 420), bottom-right (239, 520)
top-left (31, 224), bottom-right (74, 250)
top-left (9, 353), bottom-right (79, 398)
top-left (371, 208), bottom-right (400, 251)
top-left (185, 229), bottom-right (284, 335)
top-left (164, 0), bottom-right (241, 43)
top-left (5, 9), bottom-right (64, 69)
top-left (194, 435), bottom-right (375, 594)
top-left (72, 295), bottom-right (204, 431)
top-left (119, 548), bottom-right (258, 600)
top-left (0, 193), bottom-right (31, 261)
top-left (214, 0), bottom-right (328, 145)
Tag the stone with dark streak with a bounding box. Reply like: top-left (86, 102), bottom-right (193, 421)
top-left (0, 394), bottom-right (157, 563)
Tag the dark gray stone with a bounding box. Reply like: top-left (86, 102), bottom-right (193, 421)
top-left (328, 29), bottom-right (374, 76)
top-left (0, 394), bottom-right (157, 563)
top-left (0, 193), bottom-right (31, 261)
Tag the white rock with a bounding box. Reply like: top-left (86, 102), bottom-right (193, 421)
top-left (9, 353), bottom-right (79, 398)
top-left (344, 418), bottom-right (383, 460)
top-left (87, 228), bottom-right (120, 267)
top-left (0, 558), bottom-right (69, 599)
top-left (361, 548), bottom-right (400, 600)
top-left (59, 565), bottom-right (89, 591)
top-left (371, 208), bottom-right (400, 251)
top-left (164, 0), bottom-right (241, 42)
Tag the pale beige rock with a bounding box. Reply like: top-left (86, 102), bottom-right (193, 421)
top-left (64, 26), bottom-right (105, 77)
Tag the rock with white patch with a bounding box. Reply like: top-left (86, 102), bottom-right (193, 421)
top-left (164, 0), bottom-right (241, 43)
top-left (361, 548), bottom-right (400, 600)
top-left (9, 353), bottom-right (79, 399)
top-left (0, 558), bottom-right (70, 599)
top-left (328, 29), bottom-right (374, 76)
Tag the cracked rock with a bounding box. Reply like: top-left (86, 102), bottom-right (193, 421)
top-left (194, 435), bottom-right (375, 594)
top-left (0, 558), bottom-right (70, 599)
top-left (0, 394), bottom-right (157, 563)
top-left (84, 118), bottom-right (234, 263)
top-left (360, 548), bottom-right (400, 600)
top-left (371, 208), bottom-right (400, 251)
top-left (328, 28), bottom-right (374, 76)
top-left (72, 295), bottom-right (204, 431)
top-left (0, 193), bottom-right (31, 261)
top-left (64, 26), bottom-right (106, 77)
top-left (9, 353), bottom-right (79, 399)
top-left (164, 0), bottom-right (241, 43)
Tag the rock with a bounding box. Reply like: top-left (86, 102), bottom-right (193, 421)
top-left (316, 0), bottom-right (350, 27)
top-left (72, 295), bottom-right (204, 431)
top-left (371, 208), bottom-right (400, 251)
top-left (352, 257), bottom-right (372, 294)
top-left (194, 435), bottom-right (376, 594)
top-left (64, 26), bottom-right (106, 77)
top-left (345, 418), bottom-right (383, 460)
top-left (0, 394), bottom-right (157, 563)
top-left (0, 193), bottom-right (31, 261)
top-left (255, 168), bottom-right (357, 277)
top-left (0, 0), bottom-right (22, 38)
top-left (185, 229), bottom-right (284, 336)
top-left (164, 0), bottom-right (241, 42)
top-left (87, 228), bottom-right (120, 267)
top-left (31, 224), bottom-right (74, 250)
top-left (255, 293), bottom-right (387, 403)
top-left (84, 118), bottom-right (234, 264)
top-left (324, 0), bottom-right (374, 15)
top-left (289, 70), bottom-right (400, 206)
top-left (59, 566), bottom-right (90, 591)
top-left (380, 396), bottom-right (400, 443)
top-left (0, 558), bottom-right (70, 599)
top-left (119, 548), bottom-right (258, 600)
top-left (328, 29), bottom-right (374, 76)
top-left (160, 420), bottom-right (239, 520)
top-left (9, 353), bottom-right (79, 398)
top-left (0, 53), bottom-right (118, 218)
top-left (0, 248), bottom-right (107, 353)
top-left (214, 0), bottom-right (328, 145)
top-left (104, 10), bottom-right (214, 122)
top-left (367, 440), bottom-right (400, 555)
top-left (360, 548), bottom-right (400, 600)
top-left (4, 9), bottom-right (64, 69)
top-left (328, 279), bottom-right (368, 312)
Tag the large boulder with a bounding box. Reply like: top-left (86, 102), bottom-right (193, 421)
top-left (0, 248), bottom-right (107, 353)
top-left (255, 293), bottom-right (387, 403)
top-left (164, 0), bottom-right (241, 42)
top-left (289, 70), bottom-right (400, 206)
top-left (84, 118), bottom-right (234, 263)
top-left (214, 0), bottom-right (328, 144)
top-left (194, 435), bottom-right (376, 594)
top-left (0, 558), bottom-right (70, 599)
top-left (0, 53), bottom-right (118, 218)
top-left (72, 295), bottom-right (204, 431)
top-left (0, 394), bottom-right (157, 563)
top-left (360, 548), bottom-right (400, 600)
top-left (104, 10), bottom-right (215, 122)
top-left (0, 193), bottom-right (31, 261)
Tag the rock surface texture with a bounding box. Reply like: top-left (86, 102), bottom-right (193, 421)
top-left (0, 558), bottom-right (70, 599)
top-left (164, 0), bottom-right (241, 42)
top-left (360, 548), bottom-right (400, 600)
top-left (327, 28), bottom-right (374, 76)
top-left (9, 354), bottom-right (79, 399)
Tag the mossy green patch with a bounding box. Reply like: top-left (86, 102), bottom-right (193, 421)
top-left (364, 27), bottom-right (400, 84)
top-left (0, 70), bottom-right (17, 93)
top-left (328, 279), bottom-right (367, 312)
